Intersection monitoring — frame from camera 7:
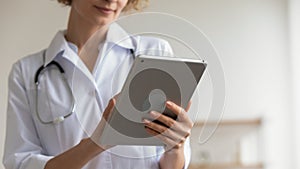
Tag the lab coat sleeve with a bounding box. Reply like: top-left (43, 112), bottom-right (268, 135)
top-left (155, 40), bottom-right (192, 169)
top-left (3, 61), bottom-right (53, 169)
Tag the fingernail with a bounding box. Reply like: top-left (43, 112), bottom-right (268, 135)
top-left (143, 119), bottom-right (150, 124)
top-left (166, 101), bottom-right (172, 106)
top-left (150, 111), bottom-right (157, 116)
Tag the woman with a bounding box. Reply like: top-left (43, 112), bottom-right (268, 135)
top-left (3, 0), bottom-right (193, 168)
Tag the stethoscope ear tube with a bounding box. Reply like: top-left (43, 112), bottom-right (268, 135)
top-left (34, 65), bottom-right (45, 85)
top-left (35, 61), bottom-right (65, 84)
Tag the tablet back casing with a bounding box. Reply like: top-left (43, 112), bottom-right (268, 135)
top-left (99, 55), bottom-right (207, 145)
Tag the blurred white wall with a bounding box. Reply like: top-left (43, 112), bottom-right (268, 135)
top-left (0, 0), bottom-right (295, 169)
top-left (289, 0), bottom-right (300, 168)
top-left (147, 0), bottom-right (293, 168)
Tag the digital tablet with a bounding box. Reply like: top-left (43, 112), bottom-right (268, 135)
top-left (99, 55), bottom-right (207, 145)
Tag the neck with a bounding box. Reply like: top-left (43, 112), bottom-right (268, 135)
top-left (65, 8), bottom-right (108, 53)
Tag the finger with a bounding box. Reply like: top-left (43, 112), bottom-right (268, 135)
top-left (148, 111), bottom-right (191, 137)
top-left (143, 118), bottom-right (186, 143)
top-left (166, 101), bottom-right (194, 124)
top-left (149, 111), bottom-right (176, 128)
top-left (166, 101), bottom-right (184, 116)
top-left (144, 127), bottom-right (183, 150)
top-left (166, 101), bottom-right (186, 119)
top-left (149, 111), bottom-right (193, 138)
top-left (144, 125), bottom-right (160, 136)
top-left (143, 119), bottom-right (168, 134)
top-left (102, 98), bottom-right (116, 120)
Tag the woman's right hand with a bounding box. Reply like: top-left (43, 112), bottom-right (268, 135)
top-left (90, 98), bottom-right (116, 150)
top-left (45, 98), bottom-right (117, 169)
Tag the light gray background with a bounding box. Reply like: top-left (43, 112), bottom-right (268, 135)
top-left (0, 0), bottom-right (299, 169)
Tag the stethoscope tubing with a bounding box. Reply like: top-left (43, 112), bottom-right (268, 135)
top-left (34, 49), bottom-right (135, 124)
top-left (34, 51), bottom-right (75, 124)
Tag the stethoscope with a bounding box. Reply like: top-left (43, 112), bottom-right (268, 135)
top-left (34, 49), bottom-right (135, 124)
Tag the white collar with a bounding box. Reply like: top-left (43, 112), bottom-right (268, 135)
top-left (44, 23), bottom-right (135, 66)
top-left (44, 30), bottom-right (75, 66)
top-left (105, 23), bottom-right (135, 50)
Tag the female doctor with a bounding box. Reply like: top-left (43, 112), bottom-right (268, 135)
top-left (3, 0), bottom-right (194, 168)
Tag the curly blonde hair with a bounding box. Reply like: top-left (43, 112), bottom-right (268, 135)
top-left (57, 0), bottom-right (148, 11)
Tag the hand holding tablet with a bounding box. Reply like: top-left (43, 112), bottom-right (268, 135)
top-left (96, 55), bottom-right (207, 146)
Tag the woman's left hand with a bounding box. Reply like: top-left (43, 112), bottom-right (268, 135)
top-left (143, 100), bottom-right (193, 151)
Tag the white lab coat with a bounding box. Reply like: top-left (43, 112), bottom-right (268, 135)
top-left (3, 23), bottom-right (191, 169)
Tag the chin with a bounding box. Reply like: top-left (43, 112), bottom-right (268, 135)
top-left (94, 17), bottom-right (114, 27)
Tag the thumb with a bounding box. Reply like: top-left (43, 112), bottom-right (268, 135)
top-left (185, 100), bottom-right (192, 112)
top-left (102, 98), bottom-right (116, 120)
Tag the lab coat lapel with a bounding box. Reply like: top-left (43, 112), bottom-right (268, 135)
top-left (45, 31), bottom-right (103, 137)
top-left (61, 50), bottom-right (104, 136)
